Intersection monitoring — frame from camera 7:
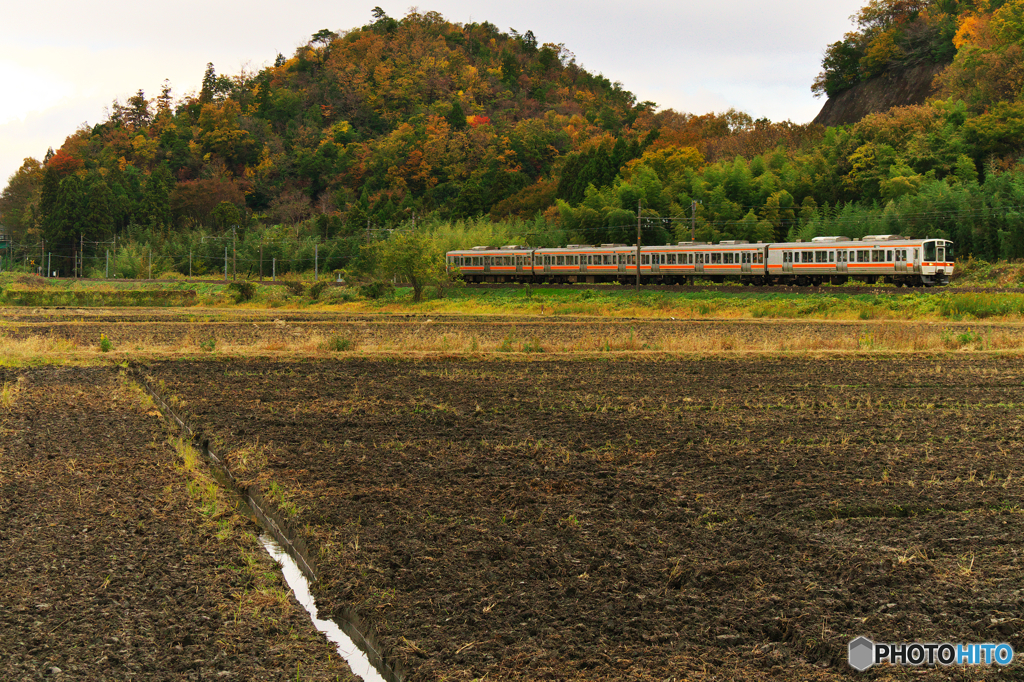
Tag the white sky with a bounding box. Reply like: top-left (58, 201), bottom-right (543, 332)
top-left (0, 0), bottom-right (867, 186)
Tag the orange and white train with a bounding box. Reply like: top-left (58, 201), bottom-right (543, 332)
top-left (447, 235), bottom-right (954, 287)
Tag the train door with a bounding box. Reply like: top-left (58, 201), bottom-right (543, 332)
top-left (650, 253), bottom-right (659, 275)
top-left (741, 252), bottom-right (751, 274)
top-left (694, 252), bottom-right (704, 275)
top-left (894, 248), bottom-right (907, 274)
top-left (783, 251), bottom-right (793, 274)
top-left (836, 249), bottom-right (848, 274)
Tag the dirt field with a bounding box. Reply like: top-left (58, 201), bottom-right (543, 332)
top-left (139, 354), bottom-right (1024, 681)
top-left (4, 306), bottom-right (1024, 354)
top-left (0, 366), bottom-right (356, 681)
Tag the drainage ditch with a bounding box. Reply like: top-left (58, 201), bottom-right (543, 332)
top-left (130, 366), bottom-right (401, 682)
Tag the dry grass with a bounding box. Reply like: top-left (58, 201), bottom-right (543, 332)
top-left (1, 378), bottom-right (25, 408)
top-left (3, 317), bottom-right (1024, 362)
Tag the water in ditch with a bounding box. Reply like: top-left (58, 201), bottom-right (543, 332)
top-left (260, 534), bottom-right (387, 682)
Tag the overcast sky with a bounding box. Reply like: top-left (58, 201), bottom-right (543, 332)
top-left (1, 0), bottom-right (868, 186)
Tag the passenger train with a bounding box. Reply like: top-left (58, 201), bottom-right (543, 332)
top-left (447, 235), bottom-right (954, 287)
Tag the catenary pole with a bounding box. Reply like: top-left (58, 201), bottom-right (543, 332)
top-left (636, 199), bottom-right (641, 290)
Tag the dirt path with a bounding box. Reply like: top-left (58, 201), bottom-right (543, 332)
top-left (0, 366), bottom-right (356, 681)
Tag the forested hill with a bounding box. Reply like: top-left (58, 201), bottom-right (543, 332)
top-left (0, 8), bottom-right (820, 254)
top-left (0, 9), bottom-right (654, 239)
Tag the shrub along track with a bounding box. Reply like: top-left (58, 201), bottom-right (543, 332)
top-left (142, 354), bottom-right (1024, 681)
top-left (0, 366), bottom-right (355, 681)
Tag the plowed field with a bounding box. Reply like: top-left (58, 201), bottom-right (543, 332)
top-left (141, 355), bottom-right (1024, 680)
top-left (0, 366), bottom-right (355, 681)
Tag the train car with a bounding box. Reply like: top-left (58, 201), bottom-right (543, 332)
top-left (446, 245), bottom-right (535, 283)
top-left (533, 244), bottom-right (638, 283)
top-left (766, 235), bottom-right (954, 286)
top-left (446, 235), bottom-right (954, 286)
top-left (642, 241), bottom-right (767, 284)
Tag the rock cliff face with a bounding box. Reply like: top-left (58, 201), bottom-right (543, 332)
top-left (812, 62), bottom-right (949, 127)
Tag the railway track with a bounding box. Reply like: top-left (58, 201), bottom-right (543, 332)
top-left (465, 282), bottom-right (1019, 296)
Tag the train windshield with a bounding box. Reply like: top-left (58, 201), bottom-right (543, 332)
top-left (923, 241), bottom-right (936, 262)
top-left (942, 241), bottom-right (954, 263)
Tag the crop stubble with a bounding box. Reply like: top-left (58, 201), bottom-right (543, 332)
top-left (142, 354), bottom-right (1024, 681)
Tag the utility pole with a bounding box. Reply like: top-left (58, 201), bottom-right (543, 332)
top-left (272, 257), bottom-right (276, 281)
top-left (635, 199), bottom-right (642, 290)
top-left (232, 225), bottom-right (237, 281)
top-left (314, 243), bottom-right (318, 282)
top-left (105, 250), bottom-right (109, 279)
top-left (48, 253), bottom-right (51, 278)
top-left (41, 239), bottom-right (45, 276)
top-left (79, 233), bottom-right (83, 278)
top-left (224, 246), bottom-right (228, 281)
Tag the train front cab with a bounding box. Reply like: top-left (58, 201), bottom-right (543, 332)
top-left (921, 239), bottom-right (954, 286)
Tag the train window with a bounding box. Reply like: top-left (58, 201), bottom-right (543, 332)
top-left (815, 251), bottom-right (825, 263)
top-left (871, 250), bottom-right (883, 263)
top-left (828, 251), bottom-right (834, 263)
top-left (667, 253), bottom-right (675, 265)
top-left (886, 250), bottom-right (893, 261)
